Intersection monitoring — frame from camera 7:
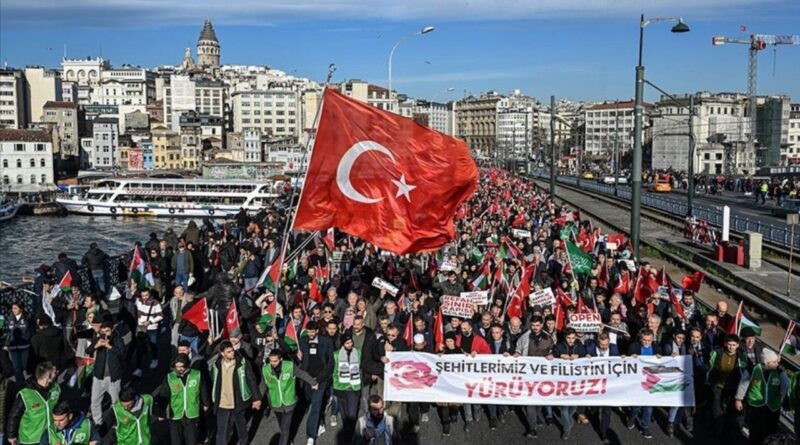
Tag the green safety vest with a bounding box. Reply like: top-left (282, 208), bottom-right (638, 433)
top-left (262, 361), bottom-right (298, 409)
top-left (18, 385), bottom-right (61, 444)
top-left (47, 417), bottom-right (92, 445)
top-left (332, 348), bottom-right (361, 392)
top-left (745, 364), bottom-right (784, 412)
top-left (167, 370), bottom-right (202, 420)
top-left (112, 395), bottom-right (153, 445)
top-left (211, 359), bottom-right (251, 403)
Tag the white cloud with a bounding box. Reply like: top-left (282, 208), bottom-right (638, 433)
top-left (1, 0), bottom-right (779, 26)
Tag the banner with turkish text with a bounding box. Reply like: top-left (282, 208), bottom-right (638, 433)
top-left (384, 352), bottom-right (694, 407)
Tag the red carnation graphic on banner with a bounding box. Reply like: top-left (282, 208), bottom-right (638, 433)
top-left (388, 360), bottom-right (438, 389)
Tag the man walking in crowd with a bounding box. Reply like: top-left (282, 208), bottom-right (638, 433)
top-left (5, 166), bottom-right (795, 445)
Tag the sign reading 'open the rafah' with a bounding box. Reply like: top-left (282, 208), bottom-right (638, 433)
top-left (384, 352), bottom-right (695, 407)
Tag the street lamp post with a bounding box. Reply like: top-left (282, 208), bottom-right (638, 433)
top-left (388, 26), bottom-right (435, 111)
top-left (631, 14), bottom-right (689, 260)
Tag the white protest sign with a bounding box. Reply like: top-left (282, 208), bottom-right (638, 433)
top-left (441, 295), bottom-right (475, 319)
top-left (657, 286), bottom-right (670, 300)
top-left (606, 242), bottom-right (618, 251)
top-left (440, 260), bottom-right (458, 272)
top-left (461, 291), bottom-right (489, 305)
top-left (384, 352), bottom-right (695, 407)
top-left (372, 277), bottom-right (399, 297)
top-left (623, 260), bottom-right (636, 271)
top-left (569, 312), bottom-right (602, 333)
top-left (528, 288), bottom-right (555, 307)
top-left (512, 229), bottom-right (532, 239)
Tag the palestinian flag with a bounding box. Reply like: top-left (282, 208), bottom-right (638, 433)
top-left (257, 300), bottom-right (277, 332)
top-left (56, 271), bottom-right (73, 293)
top-left (781, 321), bottom-right (799, 356)
top-left (286, 257), bottom-right (298, 282)
top-left (565, 241), bottom-right (593, 276)
top-left (257, 255), bottom-right (281, 293)
top-left (502, 236), bottom-right (522, 259)
top-left (129, 248), bottom-right (154, 289)
top-left (469, 246), bottom-right (484, 264)
top-left (470, 260), bottom-right (491, 290)
top-left (284, 317), bottom-right (308, 351)
top-left (730, 303), bottom-right (761, 336)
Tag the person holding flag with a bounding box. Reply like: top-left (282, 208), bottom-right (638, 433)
top-left (153, 354), bottom-right (210, 445)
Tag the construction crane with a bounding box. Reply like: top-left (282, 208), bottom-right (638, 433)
top-left (712, 33), bottom-right (799, 172)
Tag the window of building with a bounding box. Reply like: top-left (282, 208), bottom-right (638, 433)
top-left (41, 174), bottom-right (47, 183)
top-left (30, 159), bottom-right (35, 167)
top-left (30, 175), bottom-right (36, 183)
top-left (16, 175), bottom-right (23, 184)
top-left (2, 175), bottom-right (8, 185)
top-left (14, 143), bottom-right (24, 152)
top-left (1, 159), bottom-right (6, 168)
top-left (16, 159), bottom-right (22, 168)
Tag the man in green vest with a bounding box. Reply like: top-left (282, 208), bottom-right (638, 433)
top-left (8, 361), bottom-right (60, 445)
top-left (734, 348), bottom-right (790, 444)
top-left (100, 387), bottom-right (154, 445)
top-left (211, 340), bottom-right (261, 445)
top-left (40, 402), bottom-right (99, 445)
top-left (262, 349), bottom-right (318, 445)
top-left (154, 354), bottom-right (210, 445)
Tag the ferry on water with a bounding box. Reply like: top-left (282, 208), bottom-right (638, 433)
top-left (56, 178), bottom-right (280, 218)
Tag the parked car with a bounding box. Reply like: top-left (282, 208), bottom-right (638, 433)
top-left (771, 199), bottom-right (800, 218)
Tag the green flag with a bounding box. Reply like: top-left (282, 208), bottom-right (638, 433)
top-left (566, 241), bottom-right (593, 276)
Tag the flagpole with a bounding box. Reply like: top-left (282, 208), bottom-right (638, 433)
top-left (780, 321), bottom-right (795, 356)
top-left (273, 64), bottom-right (337, 303)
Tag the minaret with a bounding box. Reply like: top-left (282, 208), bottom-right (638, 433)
top-left (197, 20), bottom-right (220, 68)
top-left (180, 47), bottom-right (195, 71)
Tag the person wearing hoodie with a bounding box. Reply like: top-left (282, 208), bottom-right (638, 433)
top-left (181, 221), bottom-right (201, 247)
top-left (30, 315), bottom-right (69, 372)
top-left (144, 233), bottom-right (160, 254)
top-left (82, 243), bottom-right (109, 297)
top-left (164, 228), bottom-right (180, 251)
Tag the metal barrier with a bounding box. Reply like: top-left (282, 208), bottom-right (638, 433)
top-left (534, 172), bottom-right (800, 250)
top-left (0, 254), bottom-right (129, 319)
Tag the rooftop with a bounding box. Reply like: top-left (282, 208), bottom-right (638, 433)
top-left (43, 101), bottom-right (79, 110)
top-left (585, 100), bottom-right (653, 111)
top-left (199, 20), bottom-right (218, 43)
top-left (0, 129), bottom-right (51, 143)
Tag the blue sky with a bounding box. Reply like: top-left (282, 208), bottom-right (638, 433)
top-left (1, 0), bottom-right (798, 103)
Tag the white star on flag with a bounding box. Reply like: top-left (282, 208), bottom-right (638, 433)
top-left (391, 174), bottom-right (416, 201)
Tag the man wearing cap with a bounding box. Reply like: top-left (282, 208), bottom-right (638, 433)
top-left (739, 327), bottom-right (763, 371)
top-left (735, 348), bottom-right (789, 444)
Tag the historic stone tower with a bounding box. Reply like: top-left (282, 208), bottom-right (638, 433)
top-left (197, 20), bottom-right (220, 68)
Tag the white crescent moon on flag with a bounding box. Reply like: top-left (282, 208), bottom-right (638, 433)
top-left (336, 141), bottom-right (397, 204)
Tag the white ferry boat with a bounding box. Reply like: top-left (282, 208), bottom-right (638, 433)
top-left (56, 178), bottom-right (280, 218)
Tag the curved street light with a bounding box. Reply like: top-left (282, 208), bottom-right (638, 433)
top-left (388, 26), bottom-right (436, 111)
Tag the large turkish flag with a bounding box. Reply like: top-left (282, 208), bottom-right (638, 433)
top-left (294, 89), bottom-right (478, 254)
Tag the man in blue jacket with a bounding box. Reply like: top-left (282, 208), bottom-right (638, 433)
top-left (626, 328), bottom-right (662, 439)
top-left (586, 333), bottom-right (619, 443)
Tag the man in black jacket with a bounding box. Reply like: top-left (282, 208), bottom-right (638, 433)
top-left (87, 321), bottom-right (127, 426)
top-left (297, 321), bottom-right (333, 443)
top-left (30, 315), bottom-right (69, 371)
top-left (51, 253), bottom-right (80, 290)
top-left (82, 243), bottom-right (109, 297)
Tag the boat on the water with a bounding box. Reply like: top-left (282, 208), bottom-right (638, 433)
top-left (56, 177), bottom-right (280, 218)
top-left (0, 197), bottom-right (21, 222)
